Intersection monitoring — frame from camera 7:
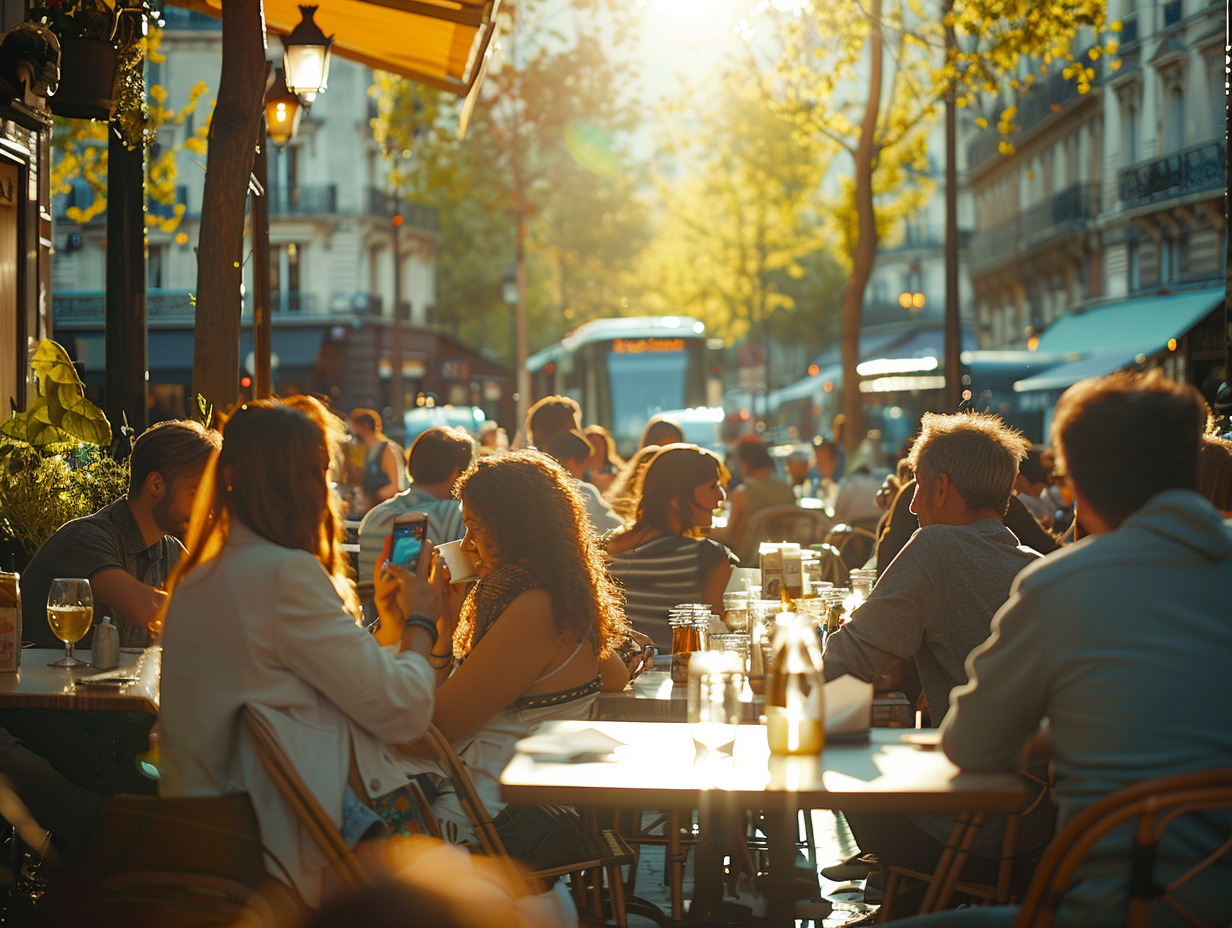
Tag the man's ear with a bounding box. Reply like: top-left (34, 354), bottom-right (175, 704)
top-left (143, 471), bottom-right (166, 501)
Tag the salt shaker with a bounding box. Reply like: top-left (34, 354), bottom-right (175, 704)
top-left (92, 615), bottom-right (119, 670)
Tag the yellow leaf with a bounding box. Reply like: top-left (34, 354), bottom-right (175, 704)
top-left (975, 116), bottom-right (988, 129)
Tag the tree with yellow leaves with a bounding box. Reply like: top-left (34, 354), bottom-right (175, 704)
top-left (768, 0), bottom-right (937, 450)
top-left (637, 68), bottom-right (838, 356)
top-left (49, 27), bottom-right (212, 232)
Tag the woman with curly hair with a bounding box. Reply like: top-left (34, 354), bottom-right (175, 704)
top-left (383, 450), bottom-right (629, 864)
top-left (583, 424), bottom-right (625, 494)
top-left (604, 444), bottom-right (737, 652)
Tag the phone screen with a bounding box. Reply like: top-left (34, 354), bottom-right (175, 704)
top-left (390, 518), bottom-right (427, 570)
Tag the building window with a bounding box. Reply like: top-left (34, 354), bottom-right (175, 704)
top-left (1122, 97), bottom-right (1139, 161)
top-left (1160, 236), bottom-right (1179, 284)
top-left (148, 244), bottom-right (165, 289)
top-left (1128, 240), bottom-right (1141, 290)
top-left (1162, 0), bottom-right (1182, 28)
top-left (287, 242), bottom-right (302, 311)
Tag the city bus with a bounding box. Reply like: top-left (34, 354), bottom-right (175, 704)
top-left (526, 316), bottom-right (711, 454)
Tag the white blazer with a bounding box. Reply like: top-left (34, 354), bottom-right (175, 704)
top-left (160, 522), bottom-right (434, 906)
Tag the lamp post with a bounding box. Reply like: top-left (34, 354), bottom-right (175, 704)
top-left (501, 265), bottom-right (518, 366)
top-left (251, 68), bottom-right (304, 399)
top-left (246, 8), bottom-right (328, 400)
top-left (391, 210), bottom-right (406, 428)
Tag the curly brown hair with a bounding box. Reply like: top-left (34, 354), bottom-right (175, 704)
top-left (452, 450), bottom-right (627, 656)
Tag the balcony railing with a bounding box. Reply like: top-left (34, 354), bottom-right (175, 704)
top-left (1117, 141), bottom-right (1226, 211)
top-left (968, 59), bottom-right (1104, 172)
top-left (268, 184), bottom-right (338, 215)
top-left (969, 182), bottom-right (1101, 270)
top-left (367, 188), bottom-right (440, 232)
top-left (53, 290), bottom-right (320, 322)
top-left (53, 290), bottom-right (197, 322)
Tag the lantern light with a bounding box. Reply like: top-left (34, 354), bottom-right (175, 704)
top-left (281, 5), bottom-right (334, 105)
top-left (264, 68), bottom-right (302, 148)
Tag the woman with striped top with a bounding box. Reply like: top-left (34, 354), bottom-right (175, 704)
top-left (604, 444), bottom-right (738, 652)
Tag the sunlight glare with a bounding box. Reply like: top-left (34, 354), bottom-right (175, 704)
top-left (649, 0), bottom-right (727, 17)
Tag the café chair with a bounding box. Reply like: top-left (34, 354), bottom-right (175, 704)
top-left (878, 767), bottom-right (1054, 921)
top-left (606, 807), bottom-right (695, 922)
top-left (242, 706), bottom-right (373, 890)
top-left (1012, 766), bottom-right (1232, 928)
top-left (824, 524), bottom-right (878, 572)
top-left (419, 724), bottom-right (636, 927)
top-left (43, 791), bottom-right (300, 928)
top-left (739, 505), bottom-right (836, 566)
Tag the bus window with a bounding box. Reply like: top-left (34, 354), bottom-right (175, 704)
top-left (608, 348), bottom-right (688, 447)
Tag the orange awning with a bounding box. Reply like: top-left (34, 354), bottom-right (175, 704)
top-left (171, 0), bottom-right (500, 96)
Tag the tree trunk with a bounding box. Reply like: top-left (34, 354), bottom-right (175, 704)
top-left (838, 0), bottom-right (883, 457)
top-left (191, 0), bottom-right (266, 418)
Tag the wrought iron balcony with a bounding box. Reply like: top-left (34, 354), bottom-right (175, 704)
top-left (969, 182), bottom-right (1102, 271)
top-left (367, 188), bottom-right (440, 232)
top-left (268, 184), bottom-right (338, 215)
top-left (1117, 141), bottom-right (1227, 211)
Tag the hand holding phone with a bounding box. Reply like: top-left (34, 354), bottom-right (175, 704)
top-left (389, 513), bottom-right (428, 571)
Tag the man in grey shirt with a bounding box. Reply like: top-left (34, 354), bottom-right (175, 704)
top-left (822, 411), bottom-right (1043, 898)
top-left (824, 412), bottom-right (1040, 713)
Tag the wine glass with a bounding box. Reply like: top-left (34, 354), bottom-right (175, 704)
top-left (47, 578), bottom-right (93, 668)
top-left (145, 557), bottom-right (167, 644)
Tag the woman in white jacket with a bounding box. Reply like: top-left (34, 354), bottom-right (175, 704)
top-left (159, 398), bottom-right (438, 907)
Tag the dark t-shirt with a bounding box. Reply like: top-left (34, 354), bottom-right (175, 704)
top-left (21, 499), bottom-right (181, 649)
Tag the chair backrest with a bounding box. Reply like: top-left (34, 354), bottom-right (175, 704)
top-left (420, 724), bottom-right (507, 859)
top-left (740, 504), bottom-right (835, 565)
top-left (1013, 767), bottom-right (1232, 928)
top-left (44, 792), bottom-right (300, 928)
top-left (825, 523), bottom-right (878, 571)
top-left (241, 706), bottom-right (371, 890)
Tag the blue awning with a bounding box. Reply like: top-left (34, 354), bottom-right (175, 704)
top-left (1014, 287), bottom-right (1224, 393)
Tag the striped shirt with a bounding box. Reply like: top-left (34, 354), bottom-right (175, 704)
top-left (606, 534), bottom-right (737, 652)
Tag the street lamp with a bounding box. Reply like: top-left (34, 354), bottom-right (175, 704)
top-left (281, 5), bottom-right (333, 105)
top-left (501, 267), bottom-right (519, 308)
top-left (264, 68), bottom-right (302, 148)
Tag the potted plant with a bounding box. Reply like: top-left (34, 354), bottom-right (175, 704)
top-left (28, 0), bottom-right (117, 120)
top-left (0, 339), bottom-right (128, 570)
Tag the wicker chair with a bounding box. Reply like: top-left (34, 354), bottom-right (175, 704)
top-left (1012, 767), bottom-right (1232, 928)
top-left (420, 724), bottom-right (636, 927)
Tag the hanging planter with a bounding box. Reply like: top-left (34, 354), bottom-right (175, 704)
top-left (50, 36), bottom-right (117, 120)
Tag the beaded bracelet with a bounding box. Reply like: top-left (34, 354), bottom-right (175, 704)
top-left (401, 613), bottom-right (439, 648)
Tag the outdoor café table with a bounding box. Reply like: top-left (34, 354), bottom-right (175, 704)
top-left (592, 669), bottom-right (913, 727)
top-left (0, 647), bottom-right (161, 714)
top-left (501, 720), bottom-right (1027, 927)
top-left (592, 669), bottom-right (765, 723)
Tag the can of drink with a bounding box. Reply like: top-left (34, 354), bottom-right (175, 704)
top-left (0, 571), bottom-right (21, 672)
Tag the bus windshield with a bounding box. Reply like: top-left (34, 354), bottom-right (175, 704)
top-left (607, 348), bottom-right (688, 446)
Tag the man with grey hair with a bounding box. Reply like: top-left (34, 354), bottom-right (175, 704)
top-left (823, 411), bottom-right (1039, 706)
top-left (821, 412), bottom-right (1046, 897)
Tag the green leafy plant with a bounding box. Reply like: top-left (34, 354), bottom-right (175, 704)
top-left (0, 340), bottom-right (129, 557)
top-left (28, 0), bottom-right (114, 42)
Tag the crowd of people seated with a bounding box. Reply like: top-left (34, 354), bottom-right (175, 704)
top-left (2, 372), bottom-right (1229, 927)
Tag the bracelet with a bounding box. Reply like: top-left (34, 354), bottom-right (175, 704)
top-left (429, 650), bottom-right (452, 660)
top-left (401, 613), bottom-right (439, 648)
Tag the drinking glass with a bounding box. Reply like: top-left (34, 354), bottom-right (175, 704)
top-left (145, 556), bottom-right (168, 644)
top-left (687, 650), bottom-right (744, 758)
top-left (47, 578), bottom-right (93, 667)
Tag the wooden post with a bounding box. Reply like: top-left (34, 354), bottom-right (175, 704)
top-left (943, 0), bottom-right (963, 412)
top-left (252, 104), bottom-right (272, 399)
top-left (191, 0), bottom-right (266, 417)
top-left (105, 117), bottom-right (148, 434)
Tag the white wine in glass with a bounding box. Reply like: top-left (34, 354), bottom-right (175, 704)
top-left (47, 578), bottom-right (92, 668)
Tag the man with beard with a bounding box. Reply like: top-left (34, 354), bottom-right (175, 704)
top-left (21, 419), bottom-right (220, 649)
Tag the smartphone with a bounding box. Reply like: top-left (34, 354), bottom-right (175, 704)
top-left (389, 513), bottom-right (428, 571)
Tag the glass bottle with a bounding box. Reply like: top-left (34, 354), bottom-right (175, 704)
top-left (766, 612), bottom-right (825, 755)
top-left (668, 611), bottom-right (703, 686)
